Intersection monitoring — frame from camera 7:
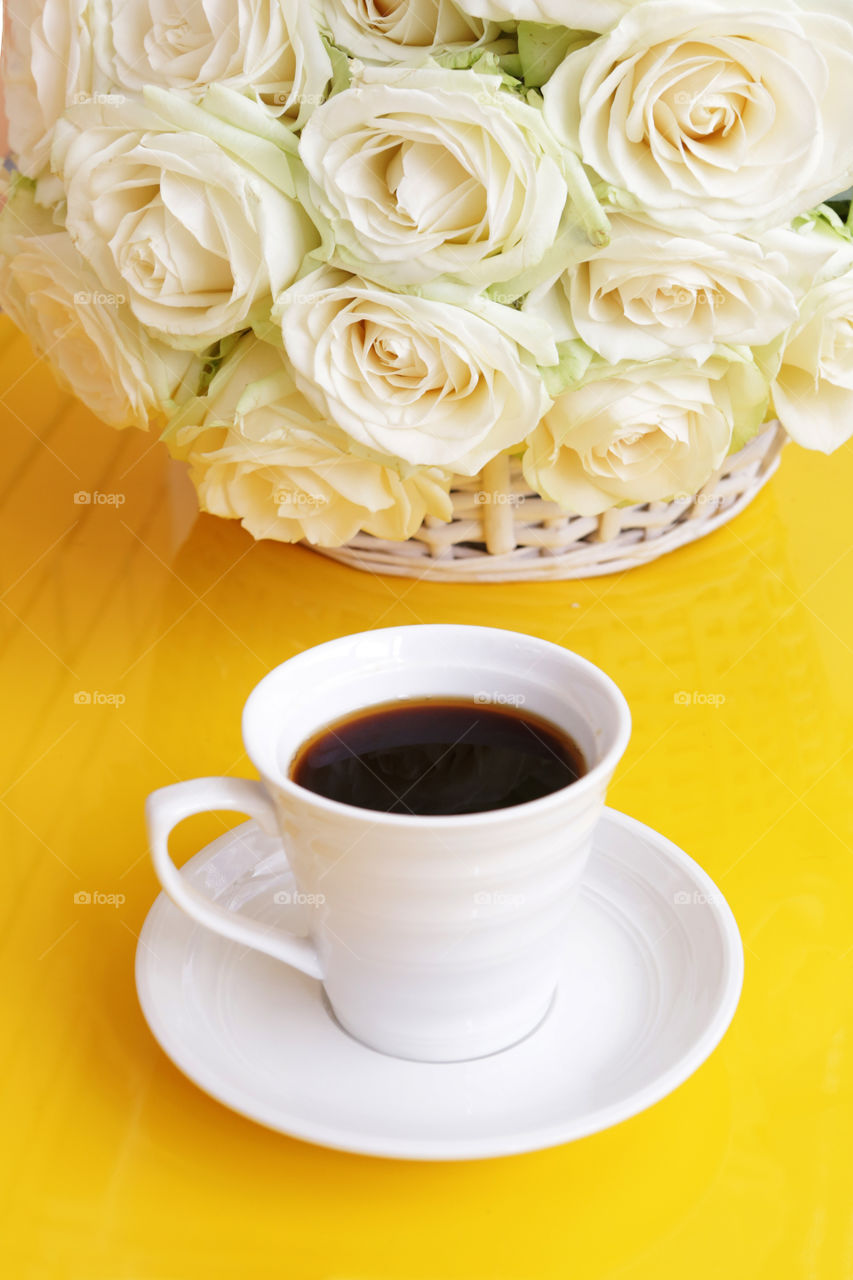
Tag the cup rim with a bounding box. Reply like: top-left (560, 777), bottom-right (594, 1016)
top-left (242, 624), bottom-right (632, 828)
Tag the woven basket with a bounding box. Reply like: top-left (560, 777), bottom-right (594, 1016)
top-left (312, 422), bottom-right (786, 582)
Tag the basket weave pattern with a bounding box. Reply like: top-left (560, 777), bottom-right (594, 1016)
top-left (313, 423), bottom-right (786, 582)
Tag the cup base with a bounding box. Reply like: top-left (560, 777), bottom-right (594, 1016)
top-left (321, 986), bottom-right (559, 1064)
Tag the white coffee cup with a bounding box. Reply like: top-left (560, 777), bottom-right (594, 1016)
top-left (146, 625), bottom-right (631, 1062)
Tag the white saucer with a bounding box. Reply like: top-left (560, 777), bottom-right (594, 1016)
top-left (136, 809), bottom-right (743, 1161)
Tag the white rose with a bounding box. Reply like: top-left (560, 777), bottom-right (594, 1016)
top-left (275, 267), bottom-right (553, 475)
top-left (52, 91), bottom-right (318, 350)
top-left (760, 213), bottom-right (853, 299)
top-left (771, 279), bottom-right (853, 453)
top-left (527, 214), bottom-right (798, 364)
top-left (455, 0), bottom-right (639, 30)
top-left (759, 217), bottom-right (853, 454)
top-left (92, 0), bottom-right (330, 126)
top-left (0, 182), bottom-right (200, 429)
top-left (166, 336), bottom-right (453, 545)
top-left (298, 64), bottom-right (568, 288)
top-left (3, 0), bottom-right (97, 178)
top-left (543, 0), bottom-right (853, 234)
top-left (522, 357), bottom-right (769, 514)
top-left (313, 0), bottom-right (497, 62)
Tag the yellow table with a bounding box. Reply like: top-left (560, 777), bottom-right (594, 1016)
top-left (1, 314), bottom-right (851, 1279)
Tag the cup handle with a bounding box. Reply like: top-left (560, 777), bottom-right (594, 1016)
top-left (145, 777), bottom-right (323, 980)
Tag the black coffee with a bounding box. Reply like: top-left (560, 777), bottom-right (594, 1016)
top-left (290, 698), bottom-right (586, 816)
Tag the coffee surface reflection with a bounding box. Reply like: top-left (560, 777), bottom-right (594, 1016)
top-left (290, 698), bottom-right (586, 815)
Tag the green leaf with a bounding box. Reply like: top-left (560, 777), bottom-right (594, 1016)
top-left (539, 340), bottom-right (596, 396)
top-left (517, 22), bottom-right (594, 88)
top-left (498, 53), bottom-right (524, 80)
top-left (436, 47), bottom-right (497, 71)
top-left (324, 39), bottom-right (352, 96)
top-left (434, 48), bottom-right (524, 94)
top-left (7, 171), bottom-right (36, 199)
top-left (794, 202), bottom-right (853, 242)
top-left (174, 332), bottom-right (247, 406)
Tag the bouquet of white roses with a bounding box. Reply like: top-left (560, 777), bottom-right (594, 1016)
top-left (2, 0), bottom-right (853, 548)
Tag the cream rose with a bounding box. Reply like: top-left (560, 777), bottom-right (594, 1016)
top-left (3, 0), bottom-right (97, 178)
top-left (759, 217), bottom-right (853, 454)
top-left (0, 182), bottom-right (200, 429)
top-left (455, 0), bottom-right (639, 30)
top-left (298, 64), bottom-right (568, 288)
top-left (772, 279), bottom-right (853, 453)
top-left (166, 337), bottom-right (453, 545)
top-left (527, 214), bottom-right (798, 364)
top-left (522, 357), bottom-right (768, 514)
top-left (52, 91), bottom-right (318, 350)
top-left (92, 0), bottom-right (330, 126)
top-left (313, 0), bottom-right (496, 62)
top-left (275, 267), bottom-right (553, 474)
top-left (543, 0), bottom-right (853, 234)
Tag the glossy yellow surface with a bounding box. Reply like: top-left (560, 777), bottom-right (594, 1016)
top-left (1, 312), bottom-right (852, 1279)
